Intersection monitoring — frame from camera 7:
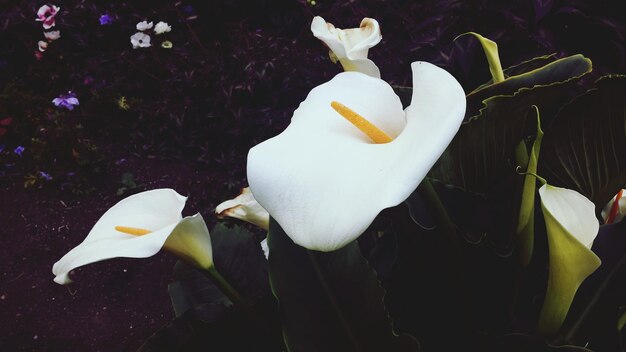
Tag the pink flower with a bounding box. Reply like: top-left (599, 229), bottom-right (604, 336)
top-left (36, 4), bottom-right (60, 30)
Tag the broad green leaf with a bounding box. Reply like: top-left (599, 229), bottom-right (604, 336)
top-left (429, 58), bottom-right (591, 194)
top-left (473, 54), bottom-right (559, 92)
top-left (539, 75), bottom-right (626, 212)
top-left (466, 54), bottom-right (592, 119)
top-left (538, 186), bottom-right (601, 336)
top-left (456, 32), bottom-right (505, 83)
top-left (267, 218), bottom-right (420, 352)
top-left (516, 106), bottom-right (543, 266)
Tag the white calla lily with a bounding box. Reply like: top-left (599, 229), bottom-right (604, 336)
top-left (247, 62), bottom-right (465, 251)
top-left (538, 184), bottom-right (601, 335)
top-left (215, 187), bottom-right (269, 230)
top-left (52, 189), bottom-right (213, 284)
top-left (311, 16), bottom-right (382, 78)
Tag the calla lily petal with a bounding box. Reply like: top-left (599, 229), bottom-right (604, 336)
top-left (52, 189), bottom-right (214, 284)
top-left (311, 16), bottom-right (382, 78)
top-left (163, 213), bottom-right (214, 271)
top-left (248, 62), bottom-right (466, 251)
top-left (215, 187), bottom-right (270, 230)
top-left (538, 184), bottom-right (601, 335)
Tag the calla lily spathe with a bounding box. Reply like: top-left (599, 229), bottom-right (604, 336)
top-left (52, 189), bottom-right (213, 284)
top-left (538, 184), bottom-right (601, 335)
top-left (215, 187), bottom-right (270, 230)
top-left (311, 16), bottom-right (382, 78)
top-left (247, 62), bottom-right (466, 251)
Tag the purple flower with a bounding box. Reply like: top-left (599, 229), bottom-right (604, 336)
top-left (52, 91), bottom-right (79, 110)
top-left (0, 144), bottom-right (5, 153)
top-left (39, 171), bottom-right (53, 181)
top-left (14, 145), bottom-right (24, 156)
top-left (99, 14), bottom-right (113, 25)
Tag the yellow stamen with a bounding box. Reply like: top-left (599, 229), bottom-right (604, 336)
top-left (115, 226), bottom-right (152, 236)
top-left (330, 101), bottom-right (393, 144)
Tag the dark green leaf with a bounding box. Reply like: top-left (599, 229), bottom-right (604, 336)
top-left (539, 75), bottom-right (626, 211)
top-left (473, 54), bottom-right (559, 92)
top-left (429, 61), bottom-right (590, 194)
top-left (267, 218), bottom-right (420, 352)
top-left (466, 55), bottom-right (592, 119)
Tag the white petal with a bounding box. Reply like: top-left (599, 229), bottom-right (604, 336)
top-left (52, 189), bottom-right (187, 284)
top-left (260, 238), bottom-right (269, 259)
top-left (154, 21), bottom-right (172, 35)
top-left (311, 16), bottom-right (382, 77)
top-left (248, 62), bottom-right (465, 251)
top-left (44, 30), bottom-right (61, 41)
top-left (339, 58), bottom-right (380, 79)
top-left (130, 32), bottom-right (151, 48)
top-left (136, 21), bottom-right (154, 31)
top-left (215, 187), bottom-right (269, 230)
top-left (539, 184), bottom-right (599, 248)
top-left (38, 41), bottom-right (48, 52)
top-left (163, 214), bottom-right (213, 270)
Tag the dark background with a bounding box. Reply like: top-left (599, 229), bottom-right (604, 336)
top-left (0, 0), bottom-right (624, 350)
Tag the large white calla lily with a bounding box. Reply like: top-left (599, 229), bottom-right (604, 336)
top-left (215, 187), bottom-right (269, 230)
top-left (311, 16), bottom-right (382, 78)
top-left (538, 184), bottom-right (601, 335)
top-left (247, 62), bottom-right (466, 251)
top-left (52, 189), bottom-right (213, 284)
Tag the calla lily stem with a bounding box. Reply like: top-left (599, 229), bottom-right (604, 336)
top-left (205, 267), bottom-right (251, 309)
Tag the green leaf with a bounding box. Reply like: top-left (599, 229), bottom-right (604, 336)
top-left (456, 32), bottom-right (505, 83)
top-left (473, 54), bottom-right (559, 92)
top-left (539, 75), bottom-right (626, 212)
top-left (465, 55), bottom-right (591, 120)
top-left (516, 106), bottom-right (543, 266)
top-left (538, 187), bottom-right (602, 336)
top-left (267, 218), bottom-right (420, 352)
top-left (429, 57), bottom-right (592, 195)
top-left (466, 54), bottom-right (592, 119)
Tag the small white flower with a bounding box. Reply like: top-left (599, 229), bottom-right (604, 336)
top-left (38, 40), bottom-right (48, 52)
top-left (311, 16), bottom-right (383, 78)
top-left (130, 32), bottom-right (151, 49)
top-left (136, 20), bottom-right (153, 31)
top-left (161, 40), bottom-right (173, 49)
top-left (154, 21), bottom-right (172, 35)
top-left (215, 187), bottom-right (269, 230)
top-left (44, 30), bottom-right (61, 41)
